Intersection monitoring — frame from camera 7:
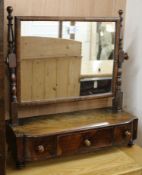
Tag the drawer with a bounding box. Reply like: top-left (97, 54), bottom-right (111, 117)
top-left (57, 127), bottom-right (113, 156)
top-left (114, 123), bottom-right (133, 145)
top-left (24, 136), bottom-right (57, 161)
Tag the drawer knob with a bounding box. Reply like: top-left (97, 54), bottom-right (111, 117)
top-left (125, 131), bottom-right (132, 139)
top-left (36, 145), bottom-right (45, 153)
top-left (84, 139), bottom-right (91, 147)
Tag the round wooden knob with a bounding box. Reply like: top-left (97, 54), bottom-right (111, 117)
top-left (124, 53), bottom-right (129, 60)
top-left (125, 131), bottom-right (132, 139)
top-left (36, 145), bottom-right (45, 153)
top-left (84, 139), bottom-right (92, 147)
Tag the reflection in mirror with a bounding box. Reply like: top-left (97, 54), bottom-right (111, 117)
top-left (62, 22), bottom-right (115, 61)
top-left (21, 21), bottom-right (59, 38)
top-left (20, 21), bottom-right (116, 102)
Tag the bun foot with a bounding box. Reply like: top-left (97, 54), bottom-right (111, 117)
top-left (128, 140), bottom-right (134, 147)
top-left (16, 161), bottom-right (25, 169)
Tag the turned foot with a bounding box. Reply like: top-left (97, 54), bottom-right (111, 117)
top-left (128, 140), bottom-right (134, 147)
top-left (16, 161), bottom-right (25, 169)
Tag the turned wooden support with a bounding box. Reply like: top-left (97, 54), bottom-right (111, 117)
top-left (7, 6), bottom-right (17, 103)
top-left (7, 6), bottom-right (18, 125)
top-left (7, 6), bottom-right (15, 54)
top-left (117, 9), bottom-right (123, 95)
top-left (113, 9), bottom-right (128, 112)
top-left (118, 10), bottom-right (129, 64)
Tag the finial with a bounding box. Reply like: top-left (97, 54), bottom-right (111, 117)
top-left (7, 6), bottom-right (13, 14)
top-left (119, 9), bottom-right (123, 17)
top-left (7, 6), bottom-right (13, 22)
top-left (119, 9), bottom-right (123, 27)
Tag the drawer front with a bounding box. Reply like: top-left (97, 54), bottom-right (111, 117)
top-left (25, 136), bottom-right (56, 161)
top-left (57, 127), bottom-right (113, 156)
top-left (114, 123), bottom-right (133, 145)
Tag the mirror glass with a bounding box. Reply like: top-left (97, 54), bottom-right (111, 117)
top-left (19, 20), bottom-right (116, 102)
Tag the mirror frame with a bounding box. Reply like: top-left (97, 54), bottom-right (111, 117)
top-left (15, 16), bottom-right (120, 104)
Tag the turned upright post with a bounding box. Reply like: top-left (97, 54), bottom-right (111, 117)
top-left (7, 6), bottom-right (18, 124)
top-left (113, 10), bottom-right (128, 112)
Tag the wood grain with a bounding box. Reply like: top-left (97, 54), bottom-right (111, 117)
top-left (113, 0), bottom-right (126, 16)
top-left (56, 57), bottom-right (69, 98)
top-left (32, 60), bottom-right (45, 101)
top-left (93, 0), bottom-right (114, 17)
top-left (20, 37), bottom-right (81, 101)
top-left (121, 145), bottom-right (142, 167)
top-left (13, 109), bottom-right (135, 136)
top-left (68, 57), bottom-right (81, 97)
top-left (7, 147), bottom-right (142, 175)
top-left (6, 109), bottom-right (138, 166)
top-left (4, 0), bottom-right (126, 19)
top-left (21, 61), bottom-right (33, 101)
top-left (18, 97), bottom-right (112, 118)
top-left (44, 58), bottom-right (56, 99)
top-left (20, 37), bottom-right (82, 59)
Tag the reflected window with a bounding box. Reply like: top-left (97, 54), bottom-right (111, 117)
top-left (21, 21), bottom-right (59, 38)
top-left (62, 22), bottom-right (115, 61)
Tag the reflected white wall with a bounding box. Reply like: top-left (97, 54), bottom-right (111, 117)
top-left (21, 21), bottom-right (59, 37)
top-left (123, 0), bottom-right (142, 146)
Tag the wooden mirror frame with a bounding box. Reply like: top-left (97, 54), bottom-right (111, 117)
top-left (7, 7), bottom-right (128, 124)
top-left (15, 17), bottom-right (118, 101)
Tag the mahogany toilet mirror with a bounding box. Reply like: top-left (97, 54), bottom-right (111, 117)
top-left (6, 6), bottom-right (138, 168)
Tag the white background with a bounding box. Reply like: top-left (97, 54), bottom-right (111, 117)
top-left (123, 0), bottom-right (142, 146)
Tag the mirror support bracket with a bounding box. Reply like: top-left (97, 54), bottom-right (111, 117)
top-left (7, 6), bottom-right (18, 125)
top-left (113, 10), bottom-right (128, 112)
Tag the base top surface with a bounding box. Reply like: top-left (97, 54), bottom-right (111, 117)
top-left (11, 108), bottom-right (135, 136)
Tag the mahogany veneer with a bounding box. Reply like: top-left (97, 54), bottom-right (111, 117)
top-left (6, 108), bottom-right (138, 168)
top-left (6, 7), bottom-right (137, 169)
